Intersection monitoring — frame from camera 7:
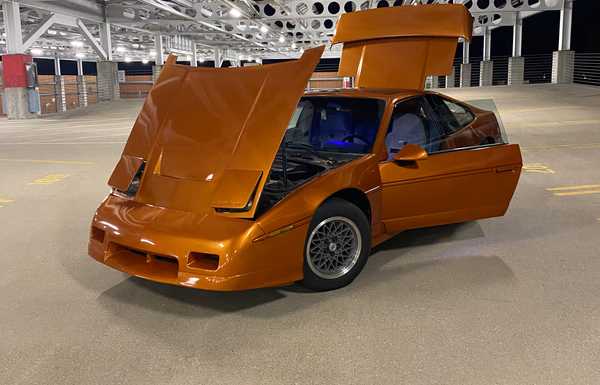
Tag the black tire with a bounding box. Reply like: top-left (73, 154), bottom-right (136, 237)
top-left (301, 198), bottom-right (371, 291)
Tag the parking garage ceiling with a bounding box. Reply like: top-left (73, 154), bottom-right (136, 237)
top-left (0, 0), bottom-right (564, 62)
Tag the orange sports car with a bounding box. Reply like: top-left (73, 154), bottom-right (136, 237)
top-left (88, 5), bottom-right (522, 291)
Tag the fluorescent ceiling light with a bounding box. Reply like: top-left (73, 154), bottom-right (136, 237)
top-left (200, 8), bottom-right (213, 17)
top-left (124, 57), bottom-right (132, 63)
top-left (229, 8), bottom-right (242, 18)
top-left (31, 48), bottom-right (43, 56)
top-left (75, 52), bottom-right (85, 59)
top-left (70, 40), bottom-right (84, 48)
top-left (116, 46), bottom-right (126, 53)
top-left (47, 29), bottom-right (57, 35)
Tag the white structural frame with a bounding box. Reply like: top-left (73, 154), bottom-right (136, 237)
top-left (0, 0), bottom-right (574, 64)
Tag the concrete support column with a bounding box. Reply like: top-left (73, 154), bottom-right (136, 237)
top-left (508, 56), bottom-right (524, 85)
top-left (559, 0), bottom-right (573, 51)
top-left (77, 76), bottom-right (88, 108)
top-left (460, 63), bottom-right (471, 87)
top-left (552, 50), bottom-right (575, 84)
top-left (97, 61), bottom-right (120, 101)
top-left (155, 34), bottom-right (165, 66)
top-left (99, 23), bottom-right (113, 61)
top-left (76, 58), bottom-right (88, 107)
top-left (425, 76), bottom-right (436, 89)
top-left (54, 76), bottom-right (67, 112)
top-left (191, 44), bottom-right (198, 67)
top-left (480, 60), bottom-right (493, 87)
top-left (214, 49), bottom-right (222, 68)
top-left (446, 68), bottom-right (455, 88)
top-left (512, 16), bottom-right (523, 57)
top-left (462, 41), bottom-right (470, 65)
top-left (3, 1), bottom-right (23, 54)
top-left (152, 65), bottom-right (162, 84)
top-left (483, 28), bottom-right (492, 61)
top-left (1, 3), bottom-right (39, 119)
top-left (53, 56), bottom-right (66, 112)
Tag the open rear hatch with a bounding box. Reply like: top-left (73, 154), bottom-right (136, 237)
top-left (108, 47), bottom-right (324, 218)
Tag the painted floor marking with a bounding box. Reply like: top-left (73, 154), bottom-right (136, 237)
top-left (522, 142), bottom-right (600, 151)
top-left (553, 189), bottom-right (600, 197)
top-left (29, 174), bottom-right (70, 185)
top-left (523, 163), bottom-right (555, 174)
top-left (547, 184), bottom-right (600, 197)
top-left (0, 196), bottom-right (15, 208)
top-left (0, 158), bottom-right (94, 165)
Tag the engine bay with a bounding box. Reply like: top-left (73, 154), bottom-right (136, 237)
top-left (256, 145), bottom-right (360, 217)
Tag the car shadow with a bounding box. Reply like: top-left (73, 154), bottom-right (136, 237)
top-left (373, 221), bottom-right (486, 252)
top-left (98, 222), bottom-right (497, 315)
top-left (99, 276), bottom-right (290, 317)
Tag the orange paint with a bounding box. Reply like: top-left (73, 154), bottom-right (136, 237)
top-left (89, 5), bottom-right (521, 291)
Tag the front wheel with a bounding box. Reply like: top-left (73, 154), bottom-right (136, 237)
top-left (301, 198), bottom-right (371, 291)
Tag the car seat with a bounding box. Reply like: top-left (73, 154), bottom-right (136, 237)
top-left (385, 113), bottom-right (427, 160)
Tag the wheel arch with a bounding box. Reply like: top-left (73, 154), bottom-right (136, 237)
top-left (323, 188), bottom-right (372, 223)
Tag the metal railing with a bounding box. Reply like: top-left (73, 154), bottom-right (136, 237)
top-left (524, 53), bottom-right (553, 84)
top-left (4, 51), bottom-right (598, 116)
top-left (574, 53), bottom-right (600, 86)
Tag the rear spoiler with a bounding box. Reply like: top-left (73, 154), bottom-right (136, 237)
top-left (332, 4), bottom-right (472, 90)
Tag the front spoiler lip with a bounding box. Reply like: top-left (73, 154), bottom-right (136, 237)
top-left (88, 238), bottom-right (292, 291)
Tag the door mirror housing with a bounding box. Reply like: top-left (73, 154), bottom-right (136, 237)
top-left (393, 144), bottom-right (428, 162)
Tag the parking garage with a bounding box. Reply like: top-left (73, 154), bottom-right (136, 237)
top-left (2, 1), bottom-right (600, 384)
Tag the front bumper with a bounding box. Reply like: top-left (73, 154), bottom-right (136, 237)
top-left (88, 194), bottom-right (308, 291)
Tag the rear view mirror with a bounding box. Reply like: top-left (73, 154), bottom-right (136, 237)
top-left (393, 144), bottom-right (428, 162)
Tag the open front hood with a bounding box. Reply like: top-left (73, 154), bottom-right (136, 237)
top-left (108, 46), bottom-right (324, 218)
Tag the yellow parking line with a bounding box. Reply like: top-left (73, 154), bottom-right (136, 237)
top-left (0, 158), bottom-right (94, 165)
top-left (29, 174), bottom-right (70, 185)
top-left (523, 164), bottom-right (555, 174)
top-left (553, 189), bottom-right (600, 197)
top-left (0, 197), bottom-right (14, 208)
top-left (546, 184), bottom-right (600, 191)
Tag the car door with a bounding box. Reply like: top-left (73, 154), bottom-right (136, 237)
top-left (378, 96), bottom-right (522, 234)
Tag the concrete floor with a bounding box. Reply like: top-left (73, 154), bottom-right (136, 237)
top-left (1, 84), bottom-right (600, 385)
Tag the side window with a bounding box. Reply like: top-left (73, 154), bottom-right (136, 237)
top-left (385, 97), bottom-right (429, 159)
top-left (431, 95), bottom-right (475, 129)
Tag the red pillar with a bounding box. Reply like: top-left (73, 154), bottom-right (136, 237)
top-left (2, 54), bottom-right (38, 119)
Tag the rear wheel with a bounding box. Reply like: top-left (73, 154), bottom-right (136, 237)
top-left (301, 198), bottom-right (371, 291)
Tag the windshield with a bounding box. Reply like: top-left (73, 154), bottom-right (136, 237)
top-left (285, 96), bottom-right (386, 154)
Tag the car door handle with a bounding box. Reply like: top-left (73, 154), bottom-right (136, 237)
top-left (495, 165), bottom-right (516, 174)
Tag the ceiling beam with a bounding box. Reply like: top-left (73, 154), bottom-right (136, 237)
top-left (22, 13), bottom-right (58, 50)
top-left (18, 0), bottom-right (104, 22)
top-left (77, 19), bottom-right (108, 60)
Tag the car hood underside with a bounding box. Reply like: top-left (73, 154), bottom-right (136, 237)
top-left (108, 46), bottom-right (324, 218)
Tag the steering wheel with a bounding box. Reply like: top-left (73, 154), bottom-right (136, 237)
top-left (342, 134), bottom-right (369, 145)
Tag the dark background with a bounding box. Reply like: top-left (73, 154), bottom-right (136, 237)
top-left (30, 0), bottom-right (600, 75)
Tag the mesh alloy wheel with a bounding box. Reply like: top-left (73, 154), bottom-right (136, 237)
top-left (306, 216), bottom-right (362, 279)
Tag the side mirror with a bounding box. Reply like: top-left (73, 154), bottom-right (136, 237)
top-left (393, 144), bottom-right (428, 162)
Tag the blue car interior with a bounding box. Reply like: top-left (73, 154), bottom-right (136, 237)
top-left (291, 97), bottom-right (384, 154)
